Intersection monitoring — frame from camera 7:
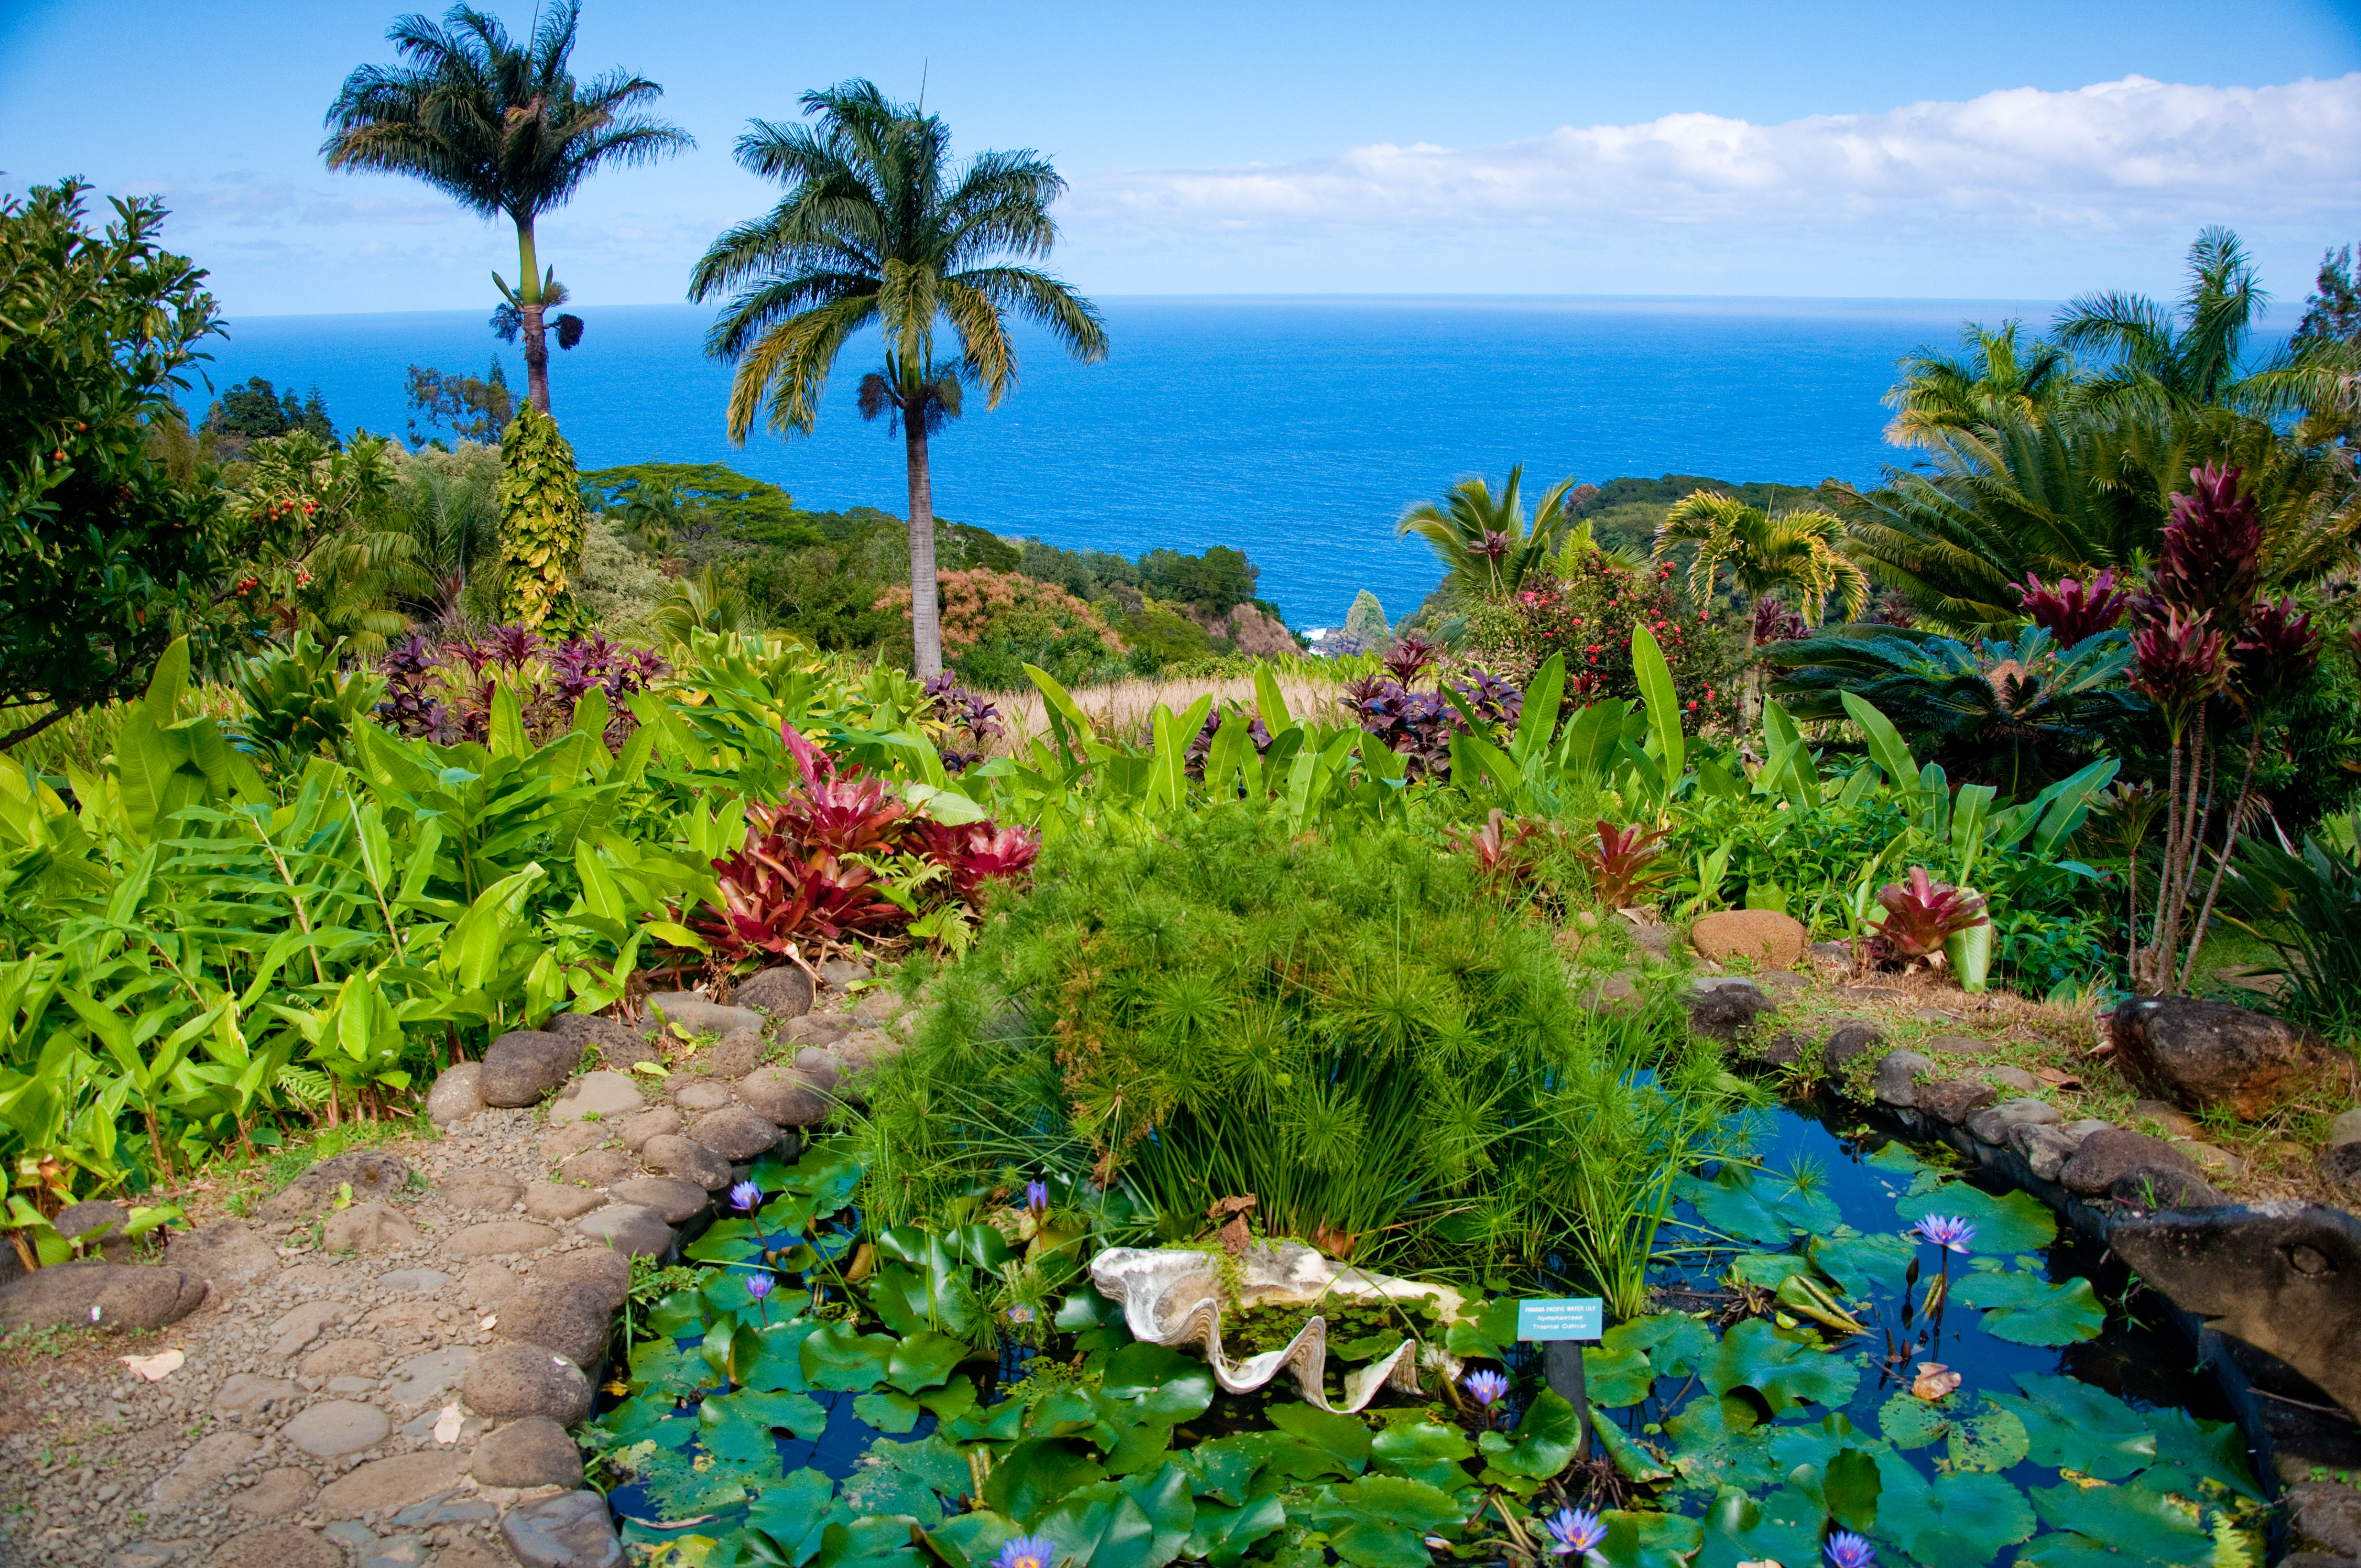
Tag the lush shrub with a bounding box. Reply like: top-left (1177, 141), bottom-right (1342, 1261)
top-left (876, 567), bottom-right (1127, 690)
top-left (1466, 555), bottom-right (1743, 733)
top-left (377, 623), bottom-right (666, 748)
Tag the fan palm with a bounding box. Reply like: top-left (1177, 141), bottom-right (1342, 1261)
top-left (1883, 320), bottom-right (2076, 448)
top-left (689, 80), bottom-right (1108, 678)
top-left (322, 3), bottom-right (690, 416)
top-left (1653, 490), bottom-right (1868, 639)
top-left (1397, 466), bottom-right (1581, 600)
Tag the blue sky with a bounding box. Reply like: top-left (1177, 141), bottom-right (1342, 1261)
top-left (4, 0), bottom-right (2358, 313)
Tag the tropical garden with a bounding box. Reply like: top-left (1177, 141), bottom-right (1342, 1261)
top-left (3, 3), bottom-right (2361, 1565)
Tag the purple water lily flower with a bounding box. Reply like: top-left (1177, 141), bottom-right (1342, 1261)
top-left (744, 1272), bottom-right (774, 1299)
top-left (729, 1180), bottom-right (761, 1213)
top-left (1544, 1506), bottom-right (1608, 1556)
top-left (1825, 1530), bottom-right (1876, 1568)
top-left (995, 1536), bottom-right (1058, 1568)
top-left (1911, 1214), bottom-right (1977, 1254)
top-left (1024, 1179), bottom-right (1049, 1213)
top-left (1463, 1369), bottom-right (1510, 1408)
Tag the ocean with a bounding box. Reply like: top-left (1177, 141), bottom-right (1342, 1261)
top-left (193, 296), bottom-right (2055, 629)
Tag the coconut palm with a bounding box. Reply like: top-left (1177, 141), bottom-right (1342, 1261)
top-left (689, 80), bottom-right (1108, 678)
top-left (322, 3), bottom-right (690, 416)
top-left (1883, 320), bottom-right (2076, 448)
top-left (1397, 466), bottom-right (1581, 600)
top-left (1654, 490), bottom-right (1868, 638)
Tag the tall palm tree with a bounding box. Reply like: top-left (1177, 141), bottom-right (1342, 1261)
top-left (1396, 466), bottom-right (1581, 600)
top-left (689, 80), bottom-right (1108, 678)
top-left (322, 3), bottom-right (690, 416)
top-left (1882, 320), bottom-right (2076, 448)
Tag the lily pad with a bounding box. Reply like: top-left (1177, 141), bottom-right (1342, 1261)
top-left (1949, 1271), bottom-right (2106, 1346)
top-left (1683, 1164), bottom-right (1844, 1245)
top-left (699, 1387), bottom-right (825, 1462)
top-left (1038, 1463), bottom-right (1195, 1568)
top-left (2030, 1481), bottom-right (2212, 1565)
top-left (1266, 1402), bottom-right (1374, 1472)
top-left (2146, 1408), bottom-right (2266, 1502)
top-left (1730, 1251), bottom-right (1816, 1288)
top-left (801, 1319), bottom-right (900, 1392)
top-left (1097, 1342), bottom-right (1216, 1423)
top-left (886, 1329), bottom-right (970, 1393)
top-left (983, 1436), bottom-right (1111, 1525)
top-left (1603, 1313), bottom-right (1717, 1379)
top-left (1989, 1374), bottom-right (2157, 1480)
top-left (1600, 1507), bottom-right (1705, 1568)
top-left (1812, 1232), bottom-right (1917, 1298)
top-left (1697, 1484), bottom-right (1824, 1568)
top-left (1703, 1317), bottom-right (1862, 1414)
top-left (1584, 1344), bottom-right (1656, 1408)
top-left (1895, 1184), bottom-right (2057, 1253)
top-left (1884, 1466), bottom-right (2037, 1568)
top-left (1297, 1476), bottom-right (1465, 1568)
top-left (1183, 1496), bottom-right (1288, 1567)
top-left (853, 1389), bottom-right (924, 1435)
top-left (1591, 1409), bottom-right (1674, 1484)
top-left (838, 1434), bottom-right (970, 1529)
top-left (1370, 1420), bottom-right (1475, 1493)
top-left (924, 1510), bottom-right (1025, 1568)
top-left (1477, 1387), bottom-right (1586, 1482)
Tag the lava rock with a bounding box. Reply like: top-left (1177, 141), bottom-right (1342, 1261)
top-left (494, 1280), bottom-right (615, 1366)
top-left (260, 1149), bottom-right (411, 1220)
top-left (1749, 1030), bottom-right (1808, 1069)
top-left (438, 1166), bottom-right (525, 1213)
top-left (543, 1011), bottom-right (652, 1070)
top-left (735, 965), bottom-right (814, 1019)
top-left (2288, 1480), bottom-right (2361, 1558)
top-left (549, 1070), bottom-right (645, 1126)
top-left (817, 957), bottom-right (871, 989)
top-left (281, 1399), bottom-right (392, 1458)
top-left (615, 1106), bottom-right (685, 1151)
top-left (1690, 909), bottom-right (1808, 967)
top-left (700, 1027), bottom-right (767, 1079)
top-left (502, 1489), bottom-right (625, 1568)
top-left (1683, 978), bottom-right (1774, 1043)
top-left (0, 1261), bottom-right (206, 1330)
top-left (736, 1065), bottom-right (833, 1127)
top-left (785, 1013), bottom-right (857, 1047)
top-left (2320, 1142), bottom-right (2361, 1203)
top-left (2330, 1108), bottom-right (2361, 1148)
top-left (668, 1079), bottom-right (733, 1113)
top-left (478, 1030), bottom-right (579, 1108)
top-left (1823, 1020), bottom-right (1886, 1071)
top-left (2110, 1201), bottom-right (2361, 1417)
top-left (2060, 1128), bottom-right (2198, 1195)
top-left (472, 1415), bottom-right (584, 1489)
top-left (688, 1105), bottom-right (786, 1162)
top-left (2014, 1123), bottom-right (2081, 1182)
top-left (322, 1201), bottom-right (421, 1252)
top-left (607, 1177), bottom-right (709, 1226)
top-left (164, 1218), bottom-right (278, 1289)
top-left (835, 1027), bottom-right (907, 1077)
top-left (204, 1526), bottom-right (342, 1568)
top-left (523, 1182), bottom-right (608, 1221)
top-left (2111, 995), bottom-right (2353, 1121)
top-left (558, 1147), bottom-right (634, 1188)
top-left (426, 1063), bottom-right (486, 1125)
top-left (643, 991), bottom-right (765, 1038)
top-left (313, 1451), bottom-right (466, 1520)
top-left (1966, 1097), bottom-right (2062, 1147)
top-left (461, 1343), bottom-right (592, 1423)
top-left (53, 1200), bottom-right (127, 1247)
top-left (1872, 1050), bottom-right (1934, 1108)
top-left (792, 1046), bottom-right (842, 1095)
top-left (2110, 1165), bottom-right (2228, 1212)
top-left (1914, 1080), bottom-right (1997, 1125)
top-left (1983, 1065), bottom-right (2042, 1094)
top-left (537, 1246), bottom-right (634, 1311)
top-left (445, 1220), bottom-right (560, 1257)
top-left (641, 1134), bottom-right (732, 1190)
top-left (575, 1202), bottom-right (675, 1259)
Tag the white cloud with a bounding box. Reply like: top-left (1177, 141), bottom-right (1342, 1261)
top-left (1073, 75), bottom-right (2361, 238)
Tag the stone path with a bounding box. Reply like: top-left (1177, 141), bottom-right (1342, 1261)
top-left (0, 963), bottom-right (903, 1568)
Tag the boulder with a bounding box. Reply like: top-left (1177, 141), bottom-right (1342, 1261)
top-left (204, 1526), bottom-right (342, 1568)
top-left (2129, 1097), bottom-right (2204, 1140)
top-left (0, 1261), bottom-right (206, 1330)
top-left (2288, 1481), bottom-right (2361, 1559)
top-left (426, 1063), bottom-right (486, 1125)
top-left (817, 957), bottom-right (871, 990)
top-left (2110, 1166), bottom-right (2227, 1212)
top-left (1683, 977), bottom-right (1774, 1043)
top-left (502, 1489), bottom-right (625, 1568)
top-left (472, 1415), bottom-right (584, 1489)
top-left (834, 1027), bottom-right (905, 1076)
top-left (1823, 1020), bottom-right (1885, 1071)
top-left (282, 1399), bottom-right (391, 1458)
top-left (669, 1079), bottom-right (733, 1113)
top-left (1749, 1030), bottom-right (1807, 1069)
top-left (164, 1219), bottom-right (278, 1288)
top-left (493, 1280), bottom-right (614, 1367)
top-left (322, 1201), bottom-right (421, 1253)
top-left (537, 1246), bottom-right (633, 1312)
top-left (643, 991), bottom-right (765, 1039)
top-left (438, 1166), bottom-right (525, 1213)
top-left (853, 990), bottom-right (906, 1023)
top-left (1872, 1050), bottom-right (1934, 1108)
top-left (461, 1343), bottom-right (591, 1423)
top-left (313, 1450), bottom-right (466, 1520)
top-left (735, 965), bottom-right (814, 1019)
top-left (259, 1150), bottom-right (410, 1220)
top-left (54, 1200), bottom-right (127, 1248)
top-left (1914, 1080), bottom-right (1997, 1125)
top-left (558, 1147), bottom-right (634, 1188)
top-left (2060, 1128), bottom-right (2197, 1195)
top-left (736, 1066), bottom-right (833, 1127)
top-left (785, 1013), bottom-right (857, 1047)
top-left (792, 1046), bottom-right (842, 1096)
top-left (688, 1105), bottom-right (786, 1162)
top-left (607, 1177), bottom-right (709, 1227)
top-left (576, 1203), bottom-right (675, 1259)
top-left (1983, 1065), bottom-right (2041, 1094)
top-left (549, 1071), bottom-right (644, 1126)
top-left (1690, 910), bottom-right (1808, 967)
top-left (2320, 1142), bottom-right (2361, 1204)
top-left (1966, 1097), bottom-right (2062, 1147)
top-left (700, 1027), bottom-right (766, 1080)
top-left (641, 1135), bottom-right (732, 1190)
top-left (2110, 995), bottom-right (2353, 1120)
top-left (479, 1029), bottom-right (579, 1107)
top-left (615, 1106), bottom-right (684, 1151)
top-left (2014, 1123), bottom-right (2081, 1182)
top-left (2110, 1201), bottom-right (2361, 1417)
top-left (445, 1221), bottom-right (559, 1257)
top-left (543, 1011), bottom-right (651, 1070)
top-left (1924, 1035), bottom-right (1996, 1058)
top-left (2331, 1108), bottom-right (2361, 1149)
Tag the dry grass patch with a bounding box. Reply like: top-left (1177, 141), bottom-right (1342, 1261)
top-left (981, 670), bottom-right (1353, 755)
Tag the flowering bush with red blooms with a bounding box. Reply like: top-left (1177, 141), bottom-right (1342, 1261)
top-left (877, 568), bottom-right (1126, 689)
top-left (376, 625), bottom-right (666, 749)
top-left (1466, 554), bottom-right (1743, 731)
top-left (691, 723), bottom-right (1040, 965)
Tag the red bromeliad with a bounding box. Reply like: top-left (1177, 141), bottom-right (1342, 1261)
top-left (2012, 567), bottom-right (2130, 645)
top-left (1870, 867), bottom-right (1988, 962)
top-left (1579, 820), bottom-right (1673, 908)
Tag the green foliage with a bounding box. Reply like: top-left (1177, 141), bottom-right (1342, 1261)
top-left (402, 360), bottom-right (512, 447)
top-left (2, 180), bottom-right (233, 751)
top-left (496, 407), bottom-right (586, 629)
top-left (229, 631), bottom-right (385, 768)
top-left (2221, 814), bottom-right (2361, 1039)
top-left (1465, 553), bottom-right (1742, 733)
top-left (1342, 591), bottom-right (1390, 647)
top-left (205, 375), bottom-right (336, 449)
top-left (583, 461), bottom-right (806, 544)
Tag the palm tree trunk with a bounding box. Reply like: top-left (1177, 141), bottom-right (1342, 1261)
top-left (515, 215), bottom-right (551, 416)
top-left (905, 406), bottom-right (942, 678)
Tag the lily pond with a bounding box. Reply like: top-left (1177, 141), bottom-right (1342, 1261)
top-left (592, 1100), bottom-right (2263, 1568)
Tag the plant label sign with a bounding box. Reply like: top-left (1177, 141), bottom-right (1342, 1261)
top-left (1515, 1297), bottom-right (1603, 1341)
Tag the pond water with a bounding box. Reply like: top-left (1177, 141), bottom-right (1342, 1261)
top-left (599, 1093), bottom-right (2262, 1565)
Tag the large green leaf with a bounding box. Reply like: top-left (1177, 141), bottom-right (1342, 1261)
top-left (984, 1438), bottom-right (1111, 1525)
top-left (1683, 1165), bottom-right (1842, 1245)
top-left (1590, 1410), bottom-right (1674, 1484)
top-left (839, 1435), bottom-right (972, 1531)
top-left (1037, 1463), bottom-right (1195, 1568)
top-left (1096, 1342), bottom-right (1215, 1423)
top-left (1949, 1271), bottom-right (2107, 1346)
top-left (1895, 1184), bottom-right (2057, 1254)
top-left (1181, 1496), bottom-right (1287, 1568)
top-left (1878, 1460), bottom-right (2037, 1568)
top-left (1369, 1419), bottom-right (1475, 1493)
top-left (924, 1510), bottom-right (1024, 1568)
top-left (2030, 1482), bottom-right (2213, 1565)
top-left (1604, 1313), bottom-right (1716, 1379)
top-left (1703, 1318), bottom-right (1861, 1415)
top-left (1477, 1388), bottom-right (1586, 1482)
top-left (2145, 1408), bottom-right (2266, 1503)
top-left (1989, 1374), bottom-right (2157, 1480)
top-left (1696, 1485), bottom-right (1822, 1568)
top-left (1266, 1402), bottom-right (1374, 1473)
top-left (1813, 1232), bottom-right (1917, 1299)
top-left (1631, 623), bottom-right (1684, 788)
top-left (699, 1387), bottom-right (825, 1461)
top-left (886, 1329), bottom-right (971, 1393)
top-left (798, 1319), bottom-right (899, 1391)
top-left (1296, 1476), bottom-right (1466, 1568)
top-left (1583, 1344), bottom-right (1656, 1407)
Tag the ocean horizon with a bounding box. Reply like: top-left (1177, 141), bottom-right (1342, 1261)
top-left (193, 294), bottom-right (2069, 628)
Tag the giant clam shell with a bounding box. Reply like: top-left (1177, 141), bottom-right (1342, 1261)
top-left (1089, 1240), bottom-right (1467, 1413)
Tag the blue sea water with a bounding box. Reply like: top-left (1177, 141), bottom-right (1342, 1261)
top-left (193, 296), bottom-right (2055, 629)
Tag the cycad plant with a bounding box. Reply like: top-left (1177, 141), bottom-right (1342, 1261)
top-left (1397, 466), bottom-right (1582, 601)
top-left (1882, 319), bottom-right (2076, 448)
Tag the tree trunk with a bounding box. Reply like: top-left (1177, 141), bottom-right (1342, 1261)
top-left (905, 408), bottom-right (942, 678)
top-left (515, 215), bottom-right (551, 416)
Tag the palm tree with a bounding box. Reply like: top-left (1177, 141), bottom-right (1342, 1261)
top-left (1883, 320), bottom-right (2076, 448)
top-left (1396, 466), bottom-right (1581, 600)
top-left (322, 3), bottom-right (690, 416)
top-left (689, 80), bottom-right (1108, 678)
top-left (1654, 491), bottom-right (1868, 639)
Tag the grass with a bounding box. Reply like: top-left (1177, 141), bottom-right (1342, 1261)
top-left (979, 669), bottom-right (1353, 755)
top-left (206, 1110), bottom-right (434, 1218)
